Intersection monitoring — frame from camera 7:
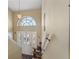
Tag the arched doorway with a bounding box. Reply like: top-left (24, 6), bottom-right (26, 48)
top-left (16, 16), bottom-right (37, 58)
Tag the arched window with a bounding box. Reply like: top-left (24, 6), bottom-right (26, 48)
top-left (17, 16), bottom-right (36, 26)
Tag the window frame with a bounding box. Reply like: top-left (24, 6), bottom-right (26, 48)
top-left (17, 16), bottom-right (37, 26)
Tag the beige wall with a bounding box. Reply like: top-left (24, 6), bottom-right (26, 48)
top-left (13, 9), bottom-right (41, 45)
top-left (8, 10), bottom-right (13, 32)
top-left (8, 10), bottom-right (21, 59)
top-left (42, 0), bottom-right (69, 59)
top-left (8, 39), bottom-right (21, 59)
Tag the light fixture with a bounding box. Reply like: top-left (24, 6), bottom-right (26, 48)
top-left (17, 14), bottom-right (22, 19)
top-left (17, 0), bottom-right (22, 19)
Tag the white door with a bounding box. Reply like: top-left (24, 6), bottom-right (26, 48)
top-left (17, 31), bottom-right (37, 55)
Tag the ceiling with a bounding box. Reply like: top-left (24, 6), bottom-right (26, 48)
top-left (8, 0), bottom-right (42, 11)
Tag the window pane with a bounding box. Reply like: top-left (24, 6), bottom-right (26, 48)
top-left (17, 16), bottom-right (36, 26)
